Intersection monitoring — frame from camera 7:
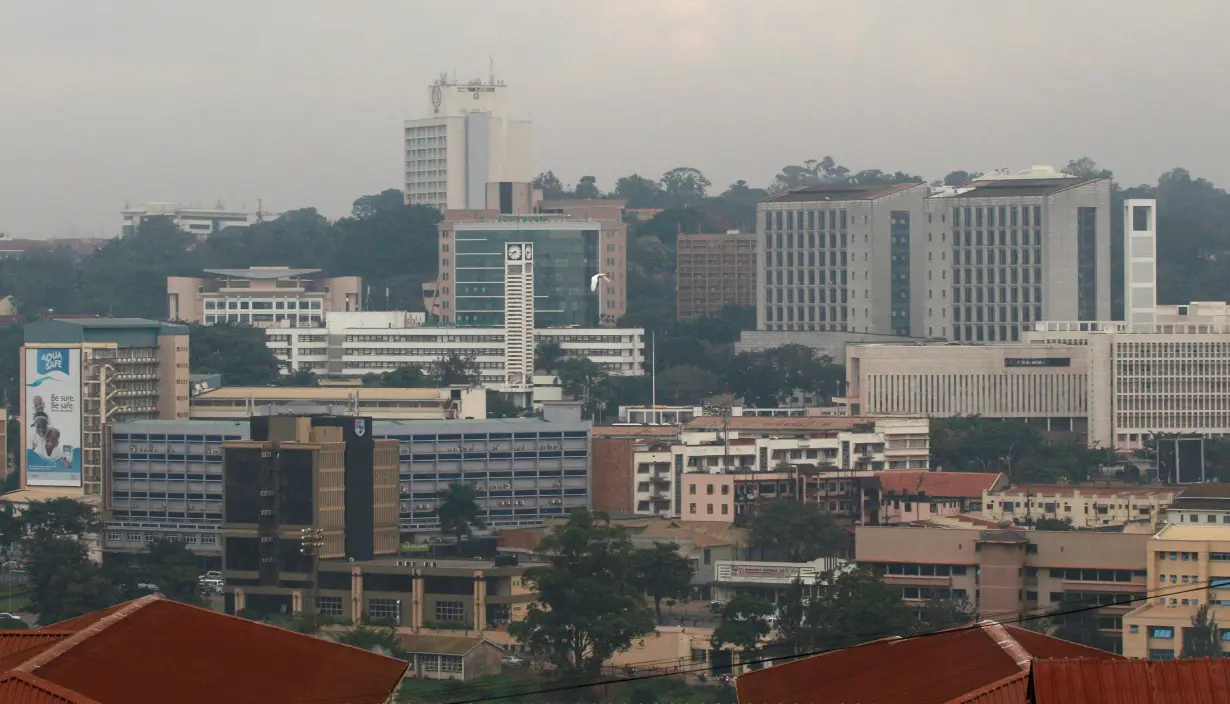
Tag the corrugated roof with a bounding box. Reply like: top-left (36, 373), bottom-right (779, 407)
top-left (995, 484), bottom-right (1176, 498)
top-left (1178, 483), bottom-right (1230, 499)
top-left (195, 386), bottom-right (446, 400)
top-left (1032, 658), bottom-right (1230, 704)
top-left (875, 471), bottom-right (1003, 498)
top-left (735, 621), bottom-right (1120, 704)
top-left (949, 177), bottom-right (1103, 199)
top-left (399, 634), bottom-right (497, 656)
top-left (0, 595), bottom-right (408, 704)
top-left (592, 425), bottom-right (681, 438)
top-left (760, 182), bottom-right (921, 203)
top-left (203, 267), bottom-right (321, 279)
top-left (684, 416), bottom-right (879, 432)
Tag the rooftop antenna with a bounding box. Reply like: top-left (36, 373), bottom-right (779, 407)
top-left (650, 329), bottom-right (657, 423)
top-left (489, 55), bottom-right (495, 85)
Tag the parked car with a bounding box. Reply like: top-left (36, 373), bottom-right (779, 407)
top-left (708, 601), bottom-right (725, 615)
top-left (500, 654), bottom-right (526, 667)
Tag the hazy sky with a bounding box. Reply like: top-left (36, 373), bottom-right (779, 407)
top-left (3, 0), bottom-right (1228, 238)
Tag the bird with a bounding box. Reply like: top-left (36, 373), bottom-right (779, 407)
top-left (590, 273), bottom-right (611, 292)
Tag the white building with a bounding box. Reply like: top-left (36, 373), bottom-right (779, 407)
top-left (122, 202), bottom-right (254, 239)
top-left (267, 312), bottom-right (644, 388)
top-left (404, 75), bottom-right (532, 210)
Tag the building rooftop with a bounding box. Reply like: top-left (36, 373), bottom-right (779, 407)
top-left (1154, 523), bottom-right (1230, 541)
top-left (194, 386), bottom-right (447, 401)
top-left (874, 471), bottom-right (1003, 498)
top-left (760, 182), bottom-right (921, 204)
top-left (1177, 484), bottom-right (1230, 500)
top-left (735, 621), bottom-right (1119, 704)
top-left (994, 484), bottom-right (1177, 497)
top-left (1032, 657), bottom-right (1230, 704)
top-left (202, 267), bottom-right (322, 279)
top-left (399, 634), bottom-right (500, 656)
top-left (948, 176), bottom-right (1104, 199)
top-left (0, 595), bottom-right (406, 704)
top-left (684, 416), bottom-right (889, 432)
top-left (592, 425), bottom-right (681, 439)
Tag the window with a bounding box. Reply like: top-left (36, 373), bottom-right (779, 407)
top-left (439, 655), bottom-right (463, 673)
top-left (706, 485), bottom-right (715, 495)
top-left (1129, 624), bottom-right (1139, 633)
top-left (318, 596), bottom-right (344, 617)
top-left (1150, 626), bottom-right (1174, 639)
top-left (706, 504), bottom-right (714, 515)
top-left (721, 485), bottom-right (729, 496)
top-left (368, 599), bottom-right (402, 625)
top-left (1149, 649), bottom-right (1175, 661)
top-left (689, 503), bottom-right (697, 514)
top-left (689, 484), bottom-right (696, 495)
top-left (721, 504), bottom-right (729, 515)
top-left (1211, 553), bottom-right (1230, 561)
top-left (434, 600), bottom-right (465, 622)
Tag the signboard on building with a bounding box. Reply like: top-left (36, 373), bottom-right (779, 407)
top-left (24, 347), bottom-right (82, 486)
top-left (715, 558), bottom-right (846, 585)
top-left (1004, 357), bottom-right (1072, 368)
top-left (496, 215), bottom-right (549, 224)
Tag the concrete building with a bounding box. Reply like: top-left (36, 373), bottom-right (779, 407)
top-left (268, 321), bottom-right (644, 387)
top-left (189, 385), bottom-right (487, 421)
top-left (591, 425), bottom-right (680, 517)
top-left (537, 198), bottom-right (629, 323)
top-left (1123, 484), bottom-right (1230, 660)
top-left (400, 635), bottom-right (504, 681)
top-left (21, 318), bottom-right (189, 497)
top-left (847, 301), bottom-right (1230, 449)
top-left (866, 470), bottom-right (1004, 525)
top-left (676, 231), bottom-right (757, 321)
top-left (711, 557), bottom-right (849, 604)
top-left (403, 75), bottom-right (531, 211)
top-left (857, 525), bottom-right (1149, 652)
top-left (757, 182), bottom-right (928, 336)
top-left (1124, 199), bottom-right (1158, 325)
top-left (167, 267), bottom-right (362, 328)
top-left (122, 202), bottom-right (254, 239)
top-left (982, 484), bottom-right (1178, 531)
top-left (924, 168), bottom-right (1113, 342)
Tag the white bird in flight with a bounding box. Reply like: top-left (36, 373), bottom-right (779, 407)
top-left (590, 273), bottom-right (611, 292)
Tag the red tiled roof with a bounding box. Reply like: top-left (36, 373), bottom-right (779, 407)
top-left (0, 595), bottom-right (408, 704)
top-left (1032, 658), bottom-right (1230, 704)
top-left (875, 471), bottom-right (1004, 498)
top-left (735, 621), bottom-right (1121, 704)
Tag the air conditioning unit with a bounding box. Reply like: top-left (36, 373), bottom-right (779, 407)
top-left (550, 499), bottom-right (563, 505)
top-left (514, 500), bottom-right (524, 506)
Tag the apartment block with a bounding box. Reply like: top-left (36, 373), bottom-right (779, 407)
top-left (1124, 484), bottom-right (1230, 660)
top-left (167, 267), bottom-right (361, 328)
top-left (982, 485), bottom-right (1178, 530)
top-left (858, 525), bottom-right (1148, 653)
top-left (676, 231), bottom-right (757, 321)
top-left (591, 425), bottom-right (680, 517)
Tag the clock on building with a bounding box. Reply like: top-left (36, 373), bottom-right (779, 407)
top-left (507, 244), bottom-right (523, 260)
top-left (430, 85), bottom-right (442, 112)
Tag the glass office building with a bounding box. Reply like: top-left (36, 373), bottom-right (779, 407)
top-left (453, 220), bottom-right (600, 327)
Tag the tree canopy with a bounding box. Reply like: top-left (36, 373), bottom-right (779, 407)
top-left (748, 500), bottom-right (847, 562)
top-left (632, 542), bottom-right (695, 622)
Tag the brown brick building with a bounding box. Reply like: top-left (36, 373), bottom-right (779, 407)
top-left (675, 231), bottom-right (757, 321)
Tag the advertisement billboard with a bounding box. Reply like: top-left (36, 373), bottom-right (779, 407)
top-left (24, 347), bottom-right (82, 487)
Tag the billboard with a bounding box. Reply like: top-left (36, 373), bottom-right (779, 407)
top-left (24, 348), bottom-right (82, 487)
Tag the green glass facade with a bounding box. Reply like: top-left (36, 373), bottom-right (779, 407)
top-left (454, 227), bottom-right (600, 326)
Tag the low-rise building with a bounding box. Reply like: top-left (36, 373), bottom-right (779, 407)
top-left (711, 557), bottom-right (848, 603)
top-left (591, 425), bottom-right (679, 516)
top-left (982, 484), bottom-right (1178, 530)
top-left (865, 470), bottom-right (1004, 525)
top-left (1123, 484), bottom-right (1230, 660)
top-left (399, 635), bottom-right (504, 681)
top-left (123, 202), bottom-right (258, 238)
top-left (190, 385), bottom-right (487, 421)
top-left (167, 267), bottom-right (361, 327)
top-left (857, 524), bottom-right (1148, 652)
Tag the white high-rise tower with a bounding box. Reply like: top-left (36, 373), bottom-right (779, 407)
top-left (1123, 199), bottom-right (1158, 325)
top-left (503, 241), bottom-right (535, 389)
top-left (403, 73), bottom-right (532, 211)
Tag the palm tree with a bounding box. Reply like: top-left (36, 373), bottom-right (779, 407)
top-left (437, 482), bottom-right (485, 541)
top-left (535, 341), bottom-right (565, 373)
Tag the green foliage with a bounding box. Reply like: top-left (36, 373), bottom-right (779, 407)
top-left (437, 482), bottom-right (485, 541)
top-left (332, 623), bottom-right (409, 659)
top-left (711, 592), bottom-right (774, 660)
top-left (362, 365), bottom-right (429, 388)
top-left (535, 341), bottom-right (565, 373)
top-left (748, 501), bottom-right (847, 562)
top-left (556, 358), bottom-right (608, 419)
top-left (916, 595), bottom-right (976, 632)
top-left (136, 539), bottom-right (203, 605)
top-left (1034, 517), bottom-right (1074, 531)
top-left (1051, 609), bottom-right (1109, 651)
top-left (351, 188), bottom-right (406, 219)
top-left (0, 504), bottom-right (22, 548)
top-left (1182, 604), bottom-right (1223, 659)
top-left (189, 323), bottom-right (283, 385)
top-left (510, 509), bottom-right (654, 675)
top-left (431, 352), bottom-right (481, 387)
top-left (21, 497), bottom-right (101, 537)
top-left (727, 344), bottom-right (842, 407)
top-left (282, 369), bottom-right (319, 387)
top-left (942, 170), bottom-right (982, 187)
top-left (929, 417), bottom-right (1114, 483)
top-left (531, 171), bottom-right (568, 199)
top-left (632, 542), bottom-right (695, 621)
top-left (485, 390), bottom-right (520, 419)
top-left (614, 174), bottom-right (663, 209)
top-left (655, 365), bottom-right (719, 405)
top-left (775, 567), bottom-right (915, 655)
top-left (25, 526), bottom-right (118, 625)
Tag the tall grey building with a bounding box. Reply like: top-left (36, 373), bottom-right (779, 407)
top-left (921, 169), bottom-right (1112, 342)
top-left (756, 183), bottom-right (928, 337)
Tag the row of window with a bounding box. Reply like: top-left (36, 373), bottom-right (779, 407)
top-left (204, 299), bottom-right (322, 310)
top-left (106, 531), bottom-right (217, 545)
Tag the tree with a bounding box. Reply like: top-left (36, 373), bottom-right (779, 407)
top-left (362, 365), bottom-right (429, 388)
top-left (282, 369), bottom-right (319, 387)
top-left (532, 171), bottom-right (568, 199)
top-left (1183, 604), bottom-right (1223, 658)
top-left (556, 357), bottom-right (608, 419)
top-left (22, 499), bottom-right (117, 624)
top-left (189, 323), bottom-right (283, 385)
top-left (633, 542), bottom-right (695, 622)
top-left (0, 504), bottom-right (20, 549)
top-left (784, 567), bottom-right (915, 654)
top-left (332, 624), bottom-right (409, 658)
top-left (138, 539), bottom-right (203, 605)
top-left (430, 353), bottom-right (480, 387)
top-left (942, 171), bottom-right (982, 187)
top-left (656, 365), bottom-right (718, 405)
top-left (711, 593), bottom-right (774, 667)
top-left (1051, 608), bottom-right (1108, 651)
top-left (436, 482), bottom-right (485, 541)
top-left (574, 175), bottom-right (601, 200)
top-left (770, 157), bottom-right (849, 193)
top-left (613, 174), bottom-right (663, 209)
top-left (485, 390), bottom-right (519, 419)
top-left (727, 345), bottom-right (843, 408)
top-left (1034, 517), bottom-right (1073, 531)
top-left (510, 510), bottom-right (654, 675)
top-left (21, 497), bottom-right (100, 538)
top-left (748, 501), bottom-right (846, 562)
top-left (917, 594), bottom-right (976, 632)
top-left (660, 167), bottom-right (711, 202)
top-left (1062, 157), bottom-right (1113, 179)
top-left (351, 189), bottom-right (406, 219)
top-left (535, 341), bottom-right (565, 373)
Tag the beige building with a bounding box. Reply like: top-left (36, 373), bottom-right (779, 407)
top-left (167, 267), bottom-right (362, 328)
top-left (189, 385), bottom-right (487, 421)
top-left (1124, 484), bottom-right (1230, 660)
top-left (857, 525), bottom-right (1148, 653)
top-left (982, 485), bottom-right (1178, 531)
top-left (676, 231), bottom-right (757, 321)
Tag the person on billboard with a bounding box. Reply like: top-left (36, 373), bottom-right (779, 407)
top-left (29, 416), bottom-right (49, 452)
top-left (30, 395), bottom-right (49, 425)
top-left (36, 427), bottom-right (66, 464)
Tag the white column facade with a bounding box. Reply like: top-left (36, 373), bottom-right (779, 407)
top-left (503, 242), bottom-right (535, 389)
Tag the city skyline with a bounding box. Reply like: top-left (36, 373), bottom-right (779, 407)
top-left (3, 0), bottom-right (1229, 238)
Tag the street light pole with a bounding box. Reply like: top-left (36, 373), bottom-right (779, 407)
top-left (300, 527), bottom-right (325, 633)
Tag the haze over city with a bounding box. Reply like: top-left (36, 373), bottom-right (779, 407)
top-left (3, 0), bottom-right (1228, 237)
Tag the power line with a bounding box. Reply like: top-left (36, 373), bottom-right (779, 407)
top-left (362, 580), bottom-right (1213, 704)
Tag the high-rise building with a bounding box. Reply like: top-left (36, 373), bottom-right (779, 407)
top-left (676, 231), bottom-right (757, 321)
top-left (502, 242), bottom-right (535, 388)
top-left (1124, 199), bottom-right (1158, 325)
top-left (167, 267), bottom-right (362, 327)
top-left (22, 318), bottom-right (189, 497)
top-left (403, 76), bottom-right (532, 210)
top-left (122, 202), bottom-right (257, 239)
top-left (922, 167), bottom-right (1113, 342)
